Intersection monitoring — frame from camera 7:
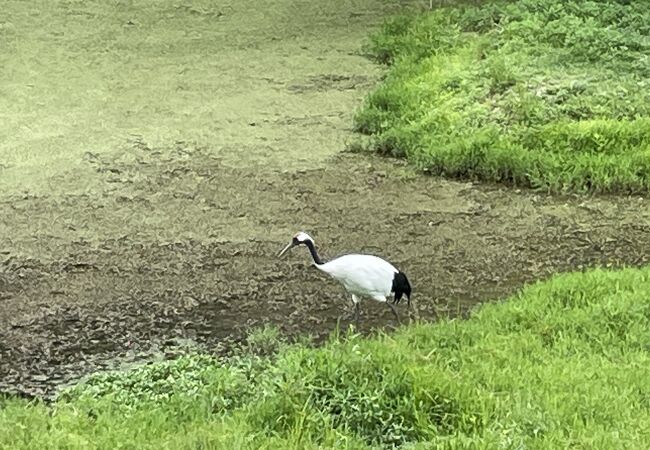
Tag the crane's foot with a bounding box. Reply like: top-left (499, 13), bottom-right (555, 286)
top-left (338, 307), bottom-right (360, 327)
top-left (339, 306), bottom-right (355, 320)
top-left (339, 304), bottom-right (360, 327)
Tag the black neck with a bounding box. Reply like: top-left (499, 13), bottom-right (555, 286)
top-left (304, 240), bottom-right (323, 265)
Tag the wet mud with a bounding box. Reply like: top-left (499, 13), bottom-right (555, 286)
top-left (2, 143), bottom-right (650, 398)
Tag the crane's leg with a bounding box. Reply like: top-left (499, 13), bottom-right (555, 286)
top-left (352, 294), bottom-right (361, 327)
top-left (386, 301), bottom-right (400, 325)
top-left (374, 295), bottom-right (401, 326)
top-left (340, 295), bottom-right (360, 323)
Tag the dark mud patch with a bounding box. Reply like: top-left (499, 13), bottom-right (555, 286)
top-left (288, 74), bottom-right (373, 93)
top-left (1, 142), bottom-right (650, 398)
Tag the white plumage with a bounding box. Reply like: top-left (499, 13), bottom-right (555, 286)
top-left (278, 231), bottom-right (411, 324)
top-left (318, 254), bottom-right (397, 301)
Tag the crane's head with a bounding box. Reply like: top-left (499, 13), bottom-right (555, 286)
top-left (278, 231), bottom-right (314, 257)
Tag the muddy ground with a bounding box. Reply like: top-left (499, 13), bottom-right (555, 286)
top-left (2, 0), bottom-right (650, 399)
top-left (3, 144), bottom-right (650, 398)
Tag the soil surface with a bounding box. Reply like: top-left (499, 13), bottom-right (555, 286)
top-left (2, 1), bottom-right (650, 399)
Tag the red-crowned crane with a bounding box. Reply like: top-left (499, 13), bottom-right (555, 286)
top-left (278, 231), bottom-right (411, 325)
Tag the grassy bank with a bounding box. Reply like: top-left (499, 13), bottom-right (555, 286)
top-left (2, 267), bottom-right (650, 448)
top-left (354, 0), bottom-right (650, 193)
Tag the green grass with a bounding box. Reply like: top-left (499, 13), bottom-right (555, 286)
top-left (3, 267), bottom-right (650, 448)
top-left (354, 0), bottom-right (650, 193)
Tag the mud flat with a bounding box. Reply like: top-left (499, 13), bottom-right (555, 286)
top-left (2, 0), bottom-right (650, 398)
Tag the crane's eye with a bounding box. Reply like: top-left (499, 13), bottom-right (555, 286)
top-left (292, 237), bottom-right (300, 245)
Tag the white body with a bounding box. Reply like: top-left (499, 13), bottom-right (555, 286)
top-left (315, 254), bottom-right (398, 302)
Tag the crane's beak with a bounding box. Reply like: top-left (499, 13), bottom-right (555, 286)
top-left (278, 241), bottom-right (295, 257)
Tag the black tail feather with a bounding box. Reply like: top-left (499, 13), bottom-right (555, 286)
top-left (391, 271), bottom-right (411, 306)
